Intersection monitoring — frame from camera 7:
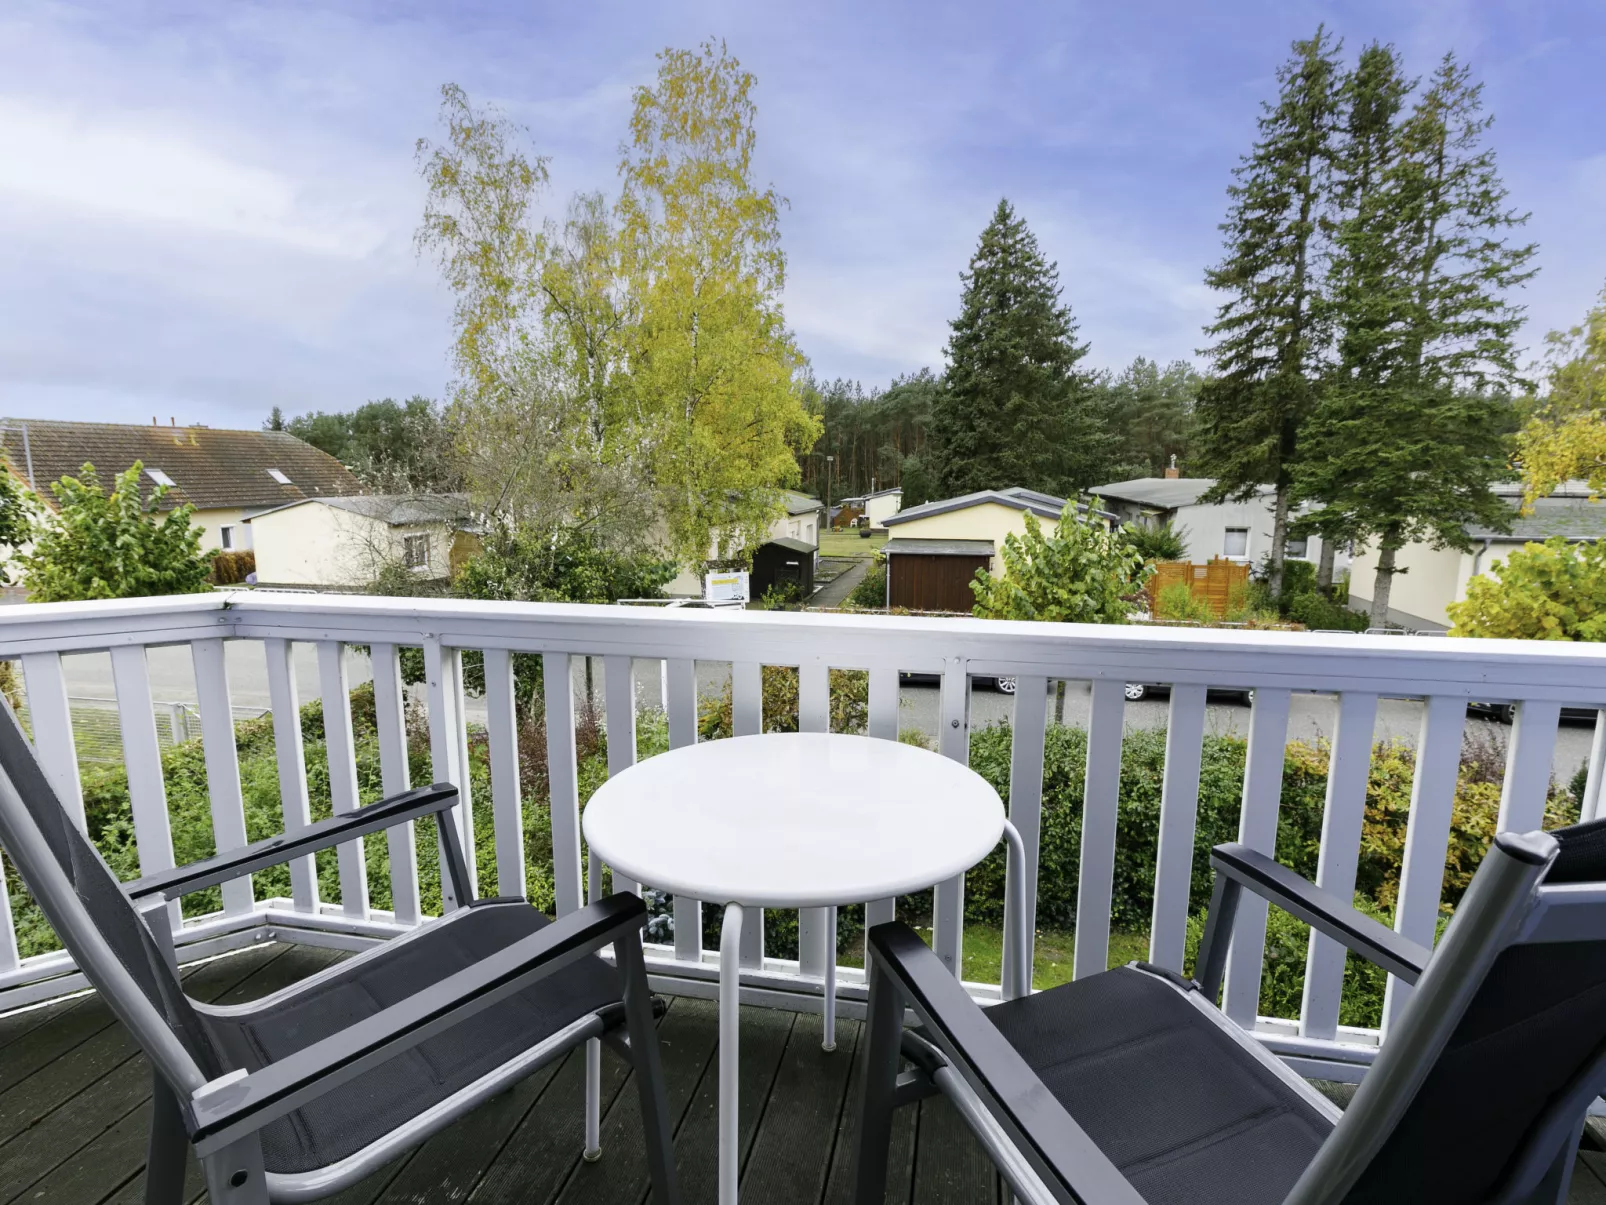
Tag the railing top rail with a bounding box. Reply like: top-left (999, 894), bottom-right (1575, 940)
top-left (2, 592), bottom-right (1605, 703)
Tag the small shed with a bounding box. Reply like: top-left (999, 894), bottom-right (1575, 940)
top-left (750, 537), bottom-right (816, 602)
top-left (883, 538), bottom-right (995, 612)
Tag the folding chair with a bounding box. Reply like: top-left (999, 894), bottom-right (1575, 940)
top-left (0, 697), bottom-right (678, 1204)
top-left (852, 822), bottom-right (1606, 1204)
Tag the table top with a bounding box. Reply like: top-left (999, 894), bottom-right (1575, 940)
top-left (581, 732), bottom-right (1005, 909)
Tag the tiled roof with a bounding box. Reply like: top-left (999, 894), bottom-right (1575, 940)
top-left (784, 491), bottom-right (824, 515)
top-left (1469, 495), bottom-right (1606, 542)
top-left (1087, 477), bottom-right (1267, 509)
top-left (0, 419), bottom-right (364, 511)
top-left (249, 494), bottom-right (476, 527)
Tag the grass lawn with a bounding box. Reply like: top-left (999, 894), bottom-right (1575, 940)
top-left (817, 529), bottom-right (887, 558)
top-left (839, 925), bottom-right (1149, 990)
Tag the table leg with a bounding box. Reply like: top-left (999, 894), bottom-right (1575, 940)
top-left (720, 902), bottom-right (744, 1205)
top-left (823, 905), bottom-right (837, 1052)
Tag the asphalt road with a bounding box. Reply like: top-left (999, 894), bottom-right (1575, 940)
top-left (55, 644), bottom-right (1598, 786)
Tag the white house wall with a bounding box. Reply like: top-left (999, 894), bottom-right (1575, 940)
top-left (863, 493), bottom-right (902, 528)
top-left (252, 505), bottom-right (452, 588)
top-left (1347, 539), bottom-right (1470, 630)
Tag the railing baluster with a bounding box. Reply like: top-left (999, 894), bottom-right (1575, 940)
top-left (732, 661), bottom-right (763, 738)
top-left (798, 662), bottom-right (830, 980)
top-left (20, 653), bottom-right (85, 831)
top-left (110, 647), bottom-right (176, 913)
top-left (317, 642), bottom-right (369, 919)
top-left (863, 665), bottom-right (900, 952)
top-left (666, 658), bottom-right (702, 962)
top-left (1073, 678), bottom-right (1126, 980)
top-left (0, 857), bottom-right (16, 972)
top-left (932, 661), bottom-right (969, 977)
top-left (1584, 711), bottom-right (1606, 823)
top-left (1222, 686), bottom-right (1292, 1027)
top-left (1300, 691), bottom-right (1378, 1042)
top-left (264, 638), bottom-right (317, 912)
top-left (191, 639), bottom-right (253, 916)
top-left (1384, 694), bottom-right (1467, 1031)
top-left (369, 643), bottom-right (419, 925)
top-left (544, 653), bottom-right (583, 917)
top-left (424, 639), bottom-right (475, 907)
top-left (1498, 699), bottom-right (1561, 832)
top-left (1003, 674), bottom-right (1049, 995)
top-left (601, 655), bottom-right (641, 897)
top-left (485, 649), bottom-right (526, 900)
top-left (1149, 683), bottom-right (1208, 974)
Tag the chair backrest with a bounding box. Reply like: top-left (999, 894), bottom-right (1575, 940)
top-left (0, 695), bottom-right (221, 1081)
top-left (1306, 819), bottom-right (1606, 1204)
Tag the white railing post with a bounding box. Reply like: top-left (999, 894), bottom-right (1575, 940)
top-left (424, 638), bottom-right (476, 908)
top-left (191, 639), bottom-right (254, 917)
top-left (317, 642), bottom-right (370, 920)
top-left (264, 637), bottom-right (317, 913)
top-left (111, 645), bottom-right (177, 927)
top-left (485, 649), bottom-right (527, 901)
top-left (1384, 694), bottom-right (1467, 1031)
top-left (798, 661), bottom-right (830, 983)
top-left (1498, 700), bottom-right (1561, 832)
top-left (544, 653), bottom-right (584, 917)
top-left (1149, 683), bottom-right (1208, 974)
top-left (1584, 712), bottom-right (1606, 823)
top-left (1073, 678), bottom-right (1126, 980)
top-left (602, 654), bottom-right (641, 898)
top-left (731, 659), bottom-right (765, 968)
top-left (862, 664), bottom-right (900, 963)
top-left (932, 660), bottom-right (969, 977)
top-left (1002, 674), bottom-right (1048, 996)
top-left (369, 643), bottom-right (420, 925)
top-left (20, 652), bottom-right (85, 831)
top-left (666, 658), bottom-right (701, 963)
top-left (1299, 692), bottom-right (1378, 1042)
top-left (1221, 687), bottom-right (1292, 1027)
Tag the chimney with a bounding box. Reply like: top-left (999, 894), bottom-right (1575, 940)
top-left (170, 417), bottom-right (176, 426)
top-left (1164, 454), bottom-right (1180, 480)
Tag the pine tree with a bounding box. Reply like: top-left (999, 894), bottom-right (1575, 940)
top-left (1195, 27), bottom-right (1343, 596)
top-left (932, 199), bottom-right (1107, 498)
top-left (1299, 51), bottom-right (1535, 626)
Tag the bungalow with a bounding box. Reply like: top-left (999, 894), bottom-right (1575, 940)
top-left (1090, 474), bottom-right (1347, 572)
top-left (1348, 482), bottom-right (1606, 631)
top-left (879, 487), bottom-right (1114, 612)
top-left (838, 486), bottom-right (904, 531)
top-left (664, 491), bottom-right (827, 598)
top-left (0, 417), bottom-right (362, 554)
top-left (247, 494), bottom-right (482, 589)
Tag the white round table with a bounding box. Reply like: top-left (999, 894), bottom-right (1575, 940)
top-left (583, 732), bottom-right (1005, 1205)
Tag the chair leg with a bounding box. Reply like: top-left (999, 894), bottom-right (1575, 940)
top-left (615, 927), bottom-right (679, 1205)
top-left (583, 1036), bottom-right (603, 1161)
top-left (851, 955), bottom-right (906, 1205)
top-left (146, 1072), bottom-right (189, 1205)
top-left (200, 1134), bottom-right (269, 1205)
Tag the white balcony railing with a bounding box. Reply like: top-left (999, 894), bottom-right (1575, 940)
top-left (1, 592), bottom-right (1604, 1081)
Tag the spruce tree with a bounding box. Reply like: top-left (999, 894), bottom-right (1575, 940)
top-left (932, 199), bottom-right (1107, 498)
top-left (1195, 27), bottom-right (1343, 596)
top-left (1299, 52), bottom-right (1535, 626)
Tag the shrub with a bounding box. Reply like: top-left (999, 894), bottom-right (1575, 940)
top-left (1121, 520), bottom-right (1188, 563)
top-left (1448, 537), bottom-right (1606, 640)
top-left (1286, 590), bottom-right (1368, 631)
top-left (846, 560), bottom-right (887, 609)
top-left (1153, 580), bottom-right (1215, 624)
top-left (209, 550), bottom-right (256, 585)
top-left (972, 504), bottom-right (1150, 623)
top-left (698, 665), bottom-right (868, 739)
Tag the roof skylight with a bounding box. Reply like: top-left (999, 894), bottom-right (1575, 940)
top-left (267, 468), bottom-right (292, 485)
top-left (146, 468), bottom-right (176, 487)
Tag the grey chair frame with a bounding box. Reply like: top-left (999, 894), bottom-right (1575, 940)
top-left (0, 763), bottom-right (679, 1205)
top-left (852, 830), bottom-right (1606, 1205)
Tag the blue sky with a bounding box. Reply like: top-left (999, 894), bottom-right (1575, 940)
top-left (0, 0), bottom-right (1601, 429)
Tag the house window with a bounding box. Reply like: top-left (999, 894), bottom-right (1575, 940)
top-left (1223, 528), bottom-right (1250, 558)
top-left (219, 525), bottom-right (234, 551)
top-left (267, 468), bottom-right (292, 485)
top-left (404, 534), bottom-right (430, 570)
top-left (146, 468), bottom-right (176, 488)
top-left (1286, 536), bottom-right (1309, 559)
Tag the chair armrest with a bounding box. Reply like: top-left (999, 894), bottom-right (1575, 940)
top-left (1207, 843), bottom-right (1430, 984)
top-left (867, 922), bottom-right (1148, 1205)
top-left (184, 892), bottom-right (647, 1151)
top-left (126, 784), bottom-right (460, 901)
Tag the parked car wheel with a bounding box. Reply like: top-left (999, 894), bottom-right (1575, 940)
top-left (1124, 683), bottom-right (1147, 701)
top-left (995, 676), bottom-right (1018, 695)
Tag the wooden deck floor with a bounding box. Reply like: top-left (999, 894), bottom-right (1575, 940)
top-left (4, 941), bottom-right (1606, 1204)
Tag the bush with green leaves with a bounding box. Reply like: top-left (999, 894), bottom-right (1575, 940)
top-left (1153, 580), bottom-right (1216, 623)
top-left (971, 504), bottom-right (1150, 623)
top-left (19, 462), bottom-right (215, 601)
top-left (1448, 537), bottom-right (1606, 640)
top-left (846, 559), bottom-right (887, 609)
top-left (1121, 520), bottom-right (1188, 563)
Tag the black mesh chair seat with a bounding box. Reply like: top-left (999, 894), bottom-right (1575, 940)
top-left (203, 898), bottom-right (622, 1174)
top-left (979, 965), bottom-right (1333, 1205)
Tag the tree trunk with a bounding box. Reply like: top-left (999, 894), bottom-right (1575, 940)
top-left (1267, 484), bottom-right (1291, 597)
top-left (1316, 536), bottom-right (1337, 595)
top-left (1370, 539), bottom-right (1399, 628)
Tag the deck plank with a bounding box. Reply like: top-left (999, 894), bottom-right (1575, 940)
top-left (669, 1002), bottom-right (796, 1204)
top-left (1, 944), bottom-right (331, 1205)
top-left (554, 997), bottom-right (719, 1205)
top-left (740, 1013), bottom-right (862, 1205)
top-left (820, 1037), bottom-right (916, 1205)
top-left (910, 1095), bottom-right (999, 1205)
top-left (1574, 1153), bottom-right (1606, 1203)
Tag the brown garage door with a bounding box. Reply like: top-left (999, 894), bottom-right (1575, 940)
top-left (888, 554), bottom-right (991, 613)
